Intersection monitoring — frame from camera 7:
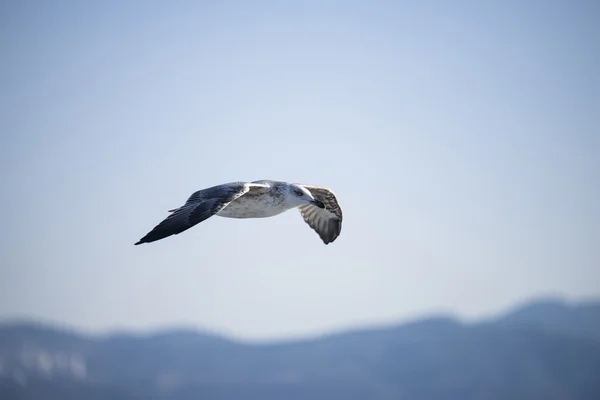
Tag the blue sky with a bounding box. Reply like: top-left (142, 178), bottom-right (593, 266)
top-left (1, 0), bottom-right (598, 340)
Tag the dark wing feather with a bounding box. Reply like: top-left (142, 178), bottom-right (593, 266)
top-left (135, 182), bottom-right (251, 245)
top-left (297, 185), bottom-right (343, 244)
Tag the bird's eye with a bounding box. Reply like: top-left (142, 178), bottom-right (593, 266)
top-left (294, 189), bottom-right (304, 196)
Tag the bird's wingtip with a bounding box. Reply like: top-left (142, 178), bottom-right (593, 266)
top-left (134, 240), bottom-right (143, 246)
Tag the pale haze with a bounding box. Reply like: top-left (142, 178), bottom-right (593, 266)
top-left (1, 0), bottom-right (598, 341)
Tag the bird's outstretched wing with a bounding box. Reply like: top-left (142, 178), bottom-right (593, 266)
top-left (297, 185), bottom-right (343, 244)
top-left (135, 182), bottom-right (268, 245)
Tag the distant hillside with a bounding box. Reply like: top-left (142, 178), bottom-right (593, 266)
top-left (1, 297), bottom-right (600, 400)
top-left (495, 297), bottom-right (600, 341)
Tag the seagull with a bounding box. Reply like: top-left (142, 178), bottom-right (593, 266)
top-left (135, 180), bottom-right (343, 245)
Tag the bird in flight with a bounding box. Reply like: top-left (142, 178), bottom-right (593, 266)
top-left (135, 180), bottom-right (343, 245)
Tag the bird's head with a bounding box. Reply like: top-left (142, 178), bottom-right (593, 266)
top-left (286, 184), bottom-right (325, 209)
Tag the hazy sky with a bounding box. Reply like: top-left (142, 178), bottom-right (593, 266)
top-left (1, 0), bottom-right (598, 341)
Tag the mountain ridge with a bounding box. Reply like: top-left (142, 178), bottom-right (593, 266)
top-left (2, 295), bottom-right (598, 344)
top-left (1, 296), bottom-right (600, 400)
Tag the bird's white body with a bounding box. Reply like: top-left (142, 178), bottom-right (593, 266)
top-left (216, 198), bottom-right (292, 218)
top-left (216, 181), bottom-right (313, 219)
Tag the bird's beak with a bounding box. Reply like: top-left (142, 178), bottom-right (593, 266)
top-left (311, 199), bottom-right (325, 209)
